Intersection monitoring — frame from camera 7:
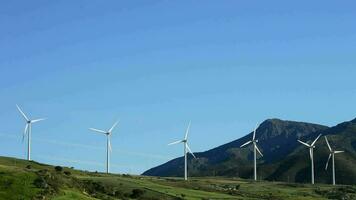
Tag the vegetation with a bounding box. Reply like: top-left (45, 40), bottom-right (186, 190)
top-left (0, 156), bottom-right (356, 200)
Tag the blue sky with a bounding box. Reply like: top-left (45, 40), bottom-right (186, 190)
top-left (0, 1), bottom-right (356, 174)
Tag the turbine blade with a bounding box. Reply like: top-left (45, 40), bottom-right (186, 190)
top-left (325, 154), bottom-right (332, 170)
top-left (31, 118), bottom-right (46, 123)
top-left (255, 144), bottom-right (263, 157)
top-left (89, 128), bottom-right (107, 134)
top-left (109, 120), bottom-right (120, 133)
top-left (168, 140), bottom-right (184, 146)
top-left (109, 137), bottom-right (112, 152)
top-left (22, 124), bottom-right (28, 142)
top-left (297, 140), bottom-right (311, 147)
top-left (186, 144), bottom-right (196, 159)
top-left (16, 105), bottom-right (29, 121)
top-left (324, 136), bottom-right (332, 151)
top-left (334, 151), bottom-right (344, 154)
top-left (240, 140), bottom-right (252, 148)
top-left (309, 148), bottom-right (313, 160)
top-left (311, 134), bottom-right (322, 146)
top-left (184, 121), bottom-right (191, 140)
top-left (253, 122), bottom-right (259, 140)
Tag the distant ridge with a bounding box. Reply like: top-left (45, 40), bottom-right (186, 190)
top-left (143, 118), bottom-right (356, 184)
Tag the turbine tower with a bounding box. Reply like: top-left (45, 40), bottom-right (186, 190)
top-left (168, 121), bottom-right (196, 181)
top-left (324, 136), bottom-right (344, 185)
top-left (240, 123), bottom-right (263, 181)
top-left (297, 134), bottom-right (321, 184)
top-left (89, 120), bottom-right (119, 174)
top-left (16, 105), bottom-right (46, 161)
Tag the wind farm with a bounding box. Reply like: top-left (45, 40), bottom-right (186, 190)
top-left (1, 1), bottom-right (356, 200)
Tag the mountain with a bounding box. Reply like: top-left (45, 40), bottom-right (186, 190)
top-left (142, 118), bottom-right (356, 184)
top-left (266, 118), bottom-right (356, 184)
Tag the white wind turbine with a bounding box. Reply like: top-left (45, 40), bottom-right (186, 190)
top-left (297, 134), bottom-right (321, 184)
top-left (16, 105), bottom-right (46, 161)
top-left (168, 121), bottom-right (196, 181)
top-left (324, 136), bottom-right (344, 185)
top-left (89, 120), bottom-right (119, 174)
top-left (240, 123), bottom-right (263, 181)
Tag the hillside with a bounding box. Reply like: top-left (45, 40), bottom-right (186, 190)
top-left (267, 118), bottom-right (356, 184)
top-left (143, 119), bottom-right (328, 178)
top-left (0, 156), bottom-right (356, 200)
top-left (143, 118), bottom-right (356, 185)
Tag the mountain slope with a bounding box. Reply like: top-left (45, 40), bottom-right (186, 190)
top-left (266, 118), bottom-right (356, 184)
top-left (143, 119), bottom-right (329, 178)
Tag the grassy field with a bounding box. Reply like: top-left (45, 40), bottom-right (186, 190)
top-left (0, 156), bottom-right (355, 200)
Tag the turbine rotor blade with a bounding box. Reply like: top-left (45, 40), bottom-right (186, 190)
top-left (168, 140), bottom-right (184, 146)
top-left (297, 140), bottom-right (311, 147)
top-left (311, 134), bottom-right (322, 146)
top-left (89, 128), bottom-right (107, 134)
top-left (324, 136), bottom-right (332, 152)
top-left (31, 118), bottom-right (46, 123)
top-left (23, 124), bottom-right (28, 142)
top-left (16, 105), bottom-right (29, 121)
top-left (325, 154), bottom-right (332, 170)
top-left (186, 144), bottom-right (196, 159)
top-left (255, 144), bottom-right (263, 157)
top-left (240, 140), bottom-right (252, 148)
top-left (334, 151), bottom-right (344, 154)
top-left (253, 122), bottom-right (259, 140)
top-left (309, 148), bottom-right (313, 160)
top-left (109, 120), bottom-right (120, 133)
top-left (184, 121), bottom-right (191, 140)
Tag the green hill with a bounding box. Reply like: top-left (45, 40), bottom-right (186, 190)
top-left (1, 156), bottom-right (356, 200)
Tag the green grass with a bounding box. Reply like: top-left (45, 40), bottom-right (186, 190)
top-left (52, 190), bottom-right (98, 200)
top-left (0, 156), bottom-right (355, 200)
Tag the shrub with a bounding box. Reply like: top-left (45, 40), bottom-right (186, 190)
top-left (54, 166), bottom-right (63, 172)
top-left (130, 189), bottom-right (145, 198)
top-left (235, 184), bottom-right (240, 190)
top-left (33, 177), bottom-right (48, 189)
top-left (64, 171), bottom-right (71, 176)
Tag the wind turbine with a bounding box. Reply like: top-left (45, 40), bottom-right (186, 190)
top-left (168, 121), bottom-right (196, 181)
top-left (16, 105), bottom-right (46, 161)
top-left (240, 123), bottom-right (263, 181)
top-left (89, 120), bottom-right (119, 174)
top-left (324, 136), bottom-right (344, 185)
top-left (297, 134), bottom-right (321, 184)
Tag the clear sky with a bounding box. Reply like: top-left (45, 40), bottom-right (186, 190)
top-left (0, 1), bottom-right (356, 174)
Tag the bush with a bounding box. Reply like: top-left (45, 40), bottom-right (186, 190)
top-left (64, 171), bottom-right (71, 176)
top-left (33, 177), bottom-right (48, 189)
top-left (235, 184), bottom-right (240, 190)
top-left (26, 165), bottom-right (31, 169)
top-left (130, 189), bottom-right (145, 198)
top-left (54, 166), bottom-right (63, 172)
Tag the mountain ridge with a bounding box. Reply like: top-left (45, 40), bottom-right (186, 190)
top-left (142, 118), bottom-right (356, 184)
